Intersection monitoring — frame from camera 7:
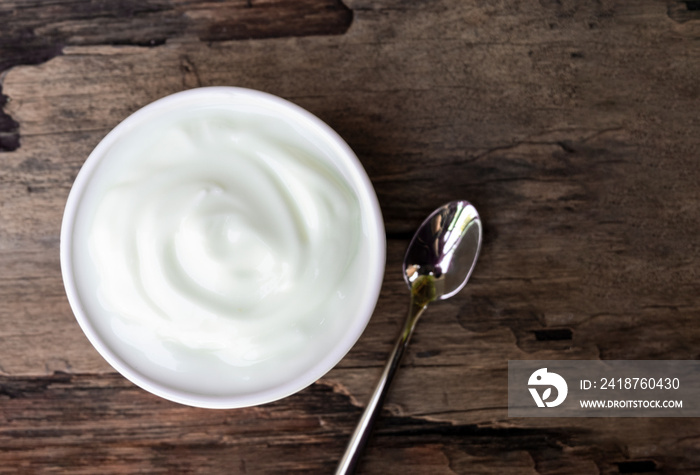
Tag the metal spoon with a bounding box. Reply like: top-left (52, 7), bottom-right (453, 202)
top-left (335, 200), bottom-right (483, 474)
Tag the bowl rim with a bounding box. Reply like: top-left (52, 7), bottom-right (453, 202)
top-left (60, 86), bottom-right (386, 408)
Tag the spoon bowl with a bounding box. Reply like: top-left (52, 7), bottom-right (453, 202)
top-left (404, 201), bottom-right (482, 300)
top-left (336, 200), bottom-right (482, 474)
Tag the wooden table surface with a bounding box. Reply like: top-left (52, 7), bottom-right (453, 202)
top-left (2, 0), bottom-right (700, 473)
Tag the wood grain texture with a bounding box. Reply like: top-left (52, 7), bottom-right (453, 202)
top-left (1, 0), bottom-right (700, 473)
top-left (0, 0), bottom-right (352, 150)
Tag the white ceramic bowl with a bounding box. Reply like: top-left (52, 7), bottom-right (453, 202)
top-left (60, 87), bottom-right (385, 408)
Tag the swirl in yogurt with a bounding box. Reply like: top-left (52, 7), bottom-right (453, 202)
top-left (71, 102), bottom-right (375, 396)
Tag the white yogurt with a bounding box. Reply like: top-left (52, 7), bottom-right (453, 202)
top-left (62, 88), bottom-right (385, 408)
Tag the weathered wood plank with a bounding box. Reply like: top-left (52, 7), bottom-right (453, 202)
top-left (0, 0), bottom-right (351, 71)
top-left (0, 0), bottom-right (700, 473)
top-left (0, 0), bottom-right (352, 151)
top-left (0, 372), bottom-right (699, 474)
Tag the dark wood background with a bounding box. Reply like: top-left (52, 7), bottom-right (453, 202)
top-left (1, 0), bottom-right (700, 473)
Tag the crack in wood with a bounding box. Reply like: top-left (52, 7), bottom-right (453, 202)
top-left (0, 87), bottom-right (19, 151)
top-left (668, 0), bottom-right (700, 22)
top-left (616, 459), bottom-right (659, 473)
top-left (316, 378), bottom-right (365, 409)
top-left (534, 328), bottom-right (573, 341)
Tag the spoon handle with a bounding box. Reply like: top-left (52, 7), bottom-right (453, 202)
top-left (335, 297), bottom-right (428, 475)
